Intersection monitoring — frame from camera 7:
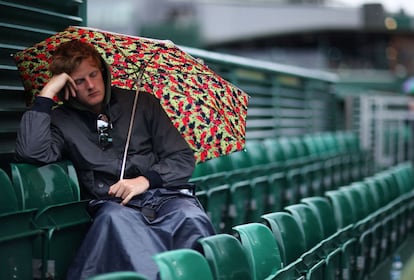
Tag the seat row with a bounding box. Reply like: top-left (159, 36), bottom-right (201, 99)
top-left (194, 131), bottom-right (373, 233)
top-left (107, 161), bottom-right (412, 280)
top-left (0, 161), bottom-right (91, 280)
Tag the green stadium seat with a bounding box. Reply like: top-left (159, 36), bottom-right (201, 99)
top-left (0, 168), bottom-right (19, 213)
top-left (198, 233), bottom-right (252, 280)
top-left (10, 162), bottom-right (92, 279)
top-left (232, 222), bottom-right (284, 280)
top-left (268, 172), bottom-right (288, 210)
top-left (227, 149), bottom-right (253, 181)
top-left (228, 180), bottom-right (251, 227)
top-left (205, 184), bottom-right (230, 233)
top-left (262, 138), bottom-right (286, 168)
top-left (87, 271), bottom-right (149, 280)
top-left (260, 212), bottom-right (324, 279)
top-left (154, 249), bottom-right (214, 280)
top-left (285, 167), bottom-right (303, 204)
top-left (285, 204), bottom-right (338, 280)
top-left (0, 168), bottom-right (41, 280)
top-left (55, 160), bottom-right (81, 200)
top-left (249, 176), bottom-right (271, 222)
top-left (339, 186), bottom-right (377, 278)
top-left (261, 212), bottom-right (305, 266)
top-left (301, 162), bottom-right (324, 197)
top-left (10, 163), bottom-right (78, 209)
top-left (324, 190), bottom-right (356, 229)
top-left (244, 140), bottom-right (272, 177)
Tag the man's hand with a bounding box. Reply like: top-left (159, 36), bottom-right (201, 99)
top-left (108, 176), bottom-right (150, 205)
top-left (40, 73), bottom-right (77, 100)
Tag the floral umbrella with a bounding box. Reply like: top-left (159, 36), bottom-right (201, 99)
top-left (13, 26), bottom-right (249, 164)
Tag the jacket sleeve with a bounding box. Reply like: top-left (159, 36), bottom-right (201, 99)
top-left (144, 93), bottom-right (195, 188)
top-left (15, 96), bottom-right (65, 164)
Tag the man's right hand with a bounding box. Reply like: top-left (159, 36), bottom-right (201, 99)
top-left (40, 73), bottom-right (77, 100)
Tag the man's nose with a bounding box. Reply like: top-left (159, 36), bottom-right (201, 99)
top-left (85, 77), bottom-right (94, 89)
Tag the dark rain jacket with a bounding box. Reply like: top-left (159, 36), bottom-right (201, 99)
top-left (15, 63), bottom-right (195, 199)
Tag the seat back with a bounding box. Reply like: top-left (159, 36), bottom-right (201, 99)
top-left (87, 271), bottom-right (149, 280)
top-left (245, 140), bottom-right (270, 167)
top-left (261, 212), bottom-right (306, 265)
top-left (233, 223), bottom-right (282, 280)
top-left (228, 180), bottom-right (251, 227)
top-left (206, 184), bottom-right (230, 233)
top-left (10, 163), bottom-right (78, 210)
top-left (325, 190), bottom-right (356, 228)
top-left (199, 233), bottom-right (252, 280)
top-left (249, 176), bottom-right (270, 222)
top-left (154, 249), bottom-right (214, 280)
top-left (0, 169), bottom-right (40, 280)
top-left (0, 168), bottom-right (19, 213)
top-left (284, 204), bottom-right (324, 250)
top-left (300, 196), bottom-right (338, 237)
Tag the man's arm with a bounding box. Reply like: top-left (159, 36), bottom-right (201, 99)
top-left (15, 96), bottom-right (65, 164)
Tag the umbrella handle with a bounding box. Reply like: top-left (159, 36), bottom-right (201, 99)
top-left (119, 87), bottom-right (139, 180)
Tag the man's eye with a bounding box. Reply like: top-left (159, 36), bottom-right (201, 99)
top-left (90, 71), bottom-right (98, 78)
top-left (75, 79), bottom-right (84, 85)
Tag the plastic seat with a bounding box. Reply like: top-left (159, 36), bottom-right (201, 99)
top-left (198, 233), bottom-right (252, 280)
top-left (190, 158), bottom-right (227, 190)
top-left (0, 168), bottom-right (19, 213)
top-left (285, 167), bottom-right (303, 204)
top-left (249, 176), bottom-right (271, 222)
top-left (55, 160), bottom-right (81, 200)
top-left (262, 138), bottom-right (286, 169)
top-left (268, 172), bottom-right (288, 210)
top-left (232, 222), bottom-right (283, 280)
top-left (87, 271), bottom-right (149, 280)
top-left (244, 140), bottom-right (271, 177)
top-left (205, 184), bottom-right (230, 233)
top-left (10, 162), bottom-right (92, 279)
top-left (301, 162), bottom-right (324, 197)
top-left (260, 212), bottom-right (322, 279)
top-left (154, 249), bottom-right (214, 280)
top-left (284, 204), bottom-right (332, 280)
top-left (228, 180), bottom-right (251, 227)
top-left (0, 168), bottom-right (41, 280)
top-left (261, 212), bottom-right (305, 266)
top-left (11, 163), bottom-right (78, 209)
top-left (324, 190), bottom-right (356, 229)
top-left (227, 149), bottom-right (253, 181)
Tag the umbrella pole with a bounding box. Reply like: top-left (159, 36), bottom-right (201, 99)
top-left (119, 87), bottom-right (140, 180)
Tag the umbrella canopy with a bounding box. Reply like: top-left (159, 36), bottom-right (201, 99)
top-left (13, 26), bottom-right (249, 163)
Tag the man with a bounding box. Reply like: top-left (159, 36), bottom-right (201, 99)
top-left (15, 40), bottom-right (215, 279)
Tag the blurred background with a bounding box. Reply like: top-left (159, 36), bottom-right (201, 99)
top-left (87, 0), bottom-right (414, 81)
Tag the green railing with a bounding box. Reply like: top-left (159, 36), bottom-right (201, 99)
top-left (183, 46), bottom-right (340, 140)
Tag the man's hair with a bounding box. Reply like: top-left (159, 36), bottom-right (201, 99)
top-left (49, 40), bottom-right (103, 75)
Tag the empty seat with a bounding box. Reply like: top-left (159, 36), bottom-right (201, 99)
top-left (300, 196), bottom-right (355, 278)
top-left (10, 162), bottom-right (92, 279)
top-left (205, 184), bottom-right (230, 233)
top-left (232, 222), bottom-right (285, 280)
top-left (285, 203), bottom-right (341, 280)
top-left (261, 212), bottom-right (323, 279)
top-left (228, 180), bottom-right (252, 227)
top-left (0, 168), bottom-right (41, 280)
top-left (198, 233), bottom-right (252, 280)
top-left (87, 271), bottom-right (148, 280)
top-left (249, 176), bottom-right (271, 222)
top-left (154, 249), bottom-right (214, 280)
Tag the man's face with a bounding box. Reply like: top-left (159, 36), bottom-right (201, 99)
top-left (70, 57), bottom-right (105, 113)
